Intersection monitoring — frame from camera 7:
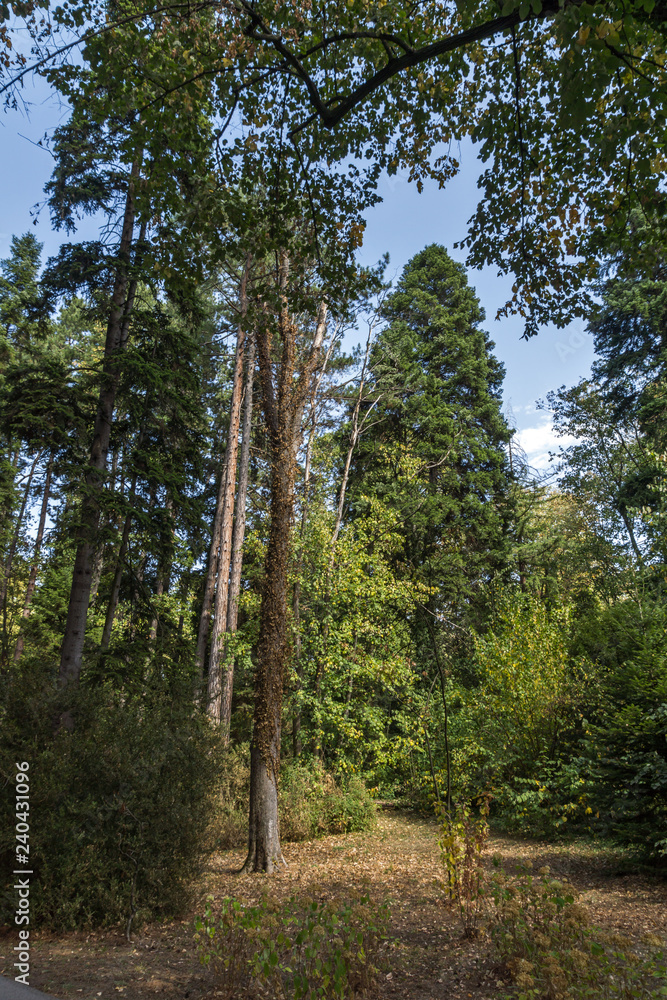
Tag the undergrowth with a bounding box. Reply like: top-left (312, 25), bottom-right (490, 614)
top-left (437, 802), bottom-right (667, 999)
top-left (0, 682), bottom-right (225, 931)
top-left (195, 888), bottom-right (391, 999)
top-left (489, 863), bottom-right (667, 999)
top-left (214, 746), bottom-right (376, 848)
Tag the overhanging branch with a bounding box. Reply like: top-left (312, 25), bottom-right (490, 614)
top-left (284, 0), bottom-right (571, 133)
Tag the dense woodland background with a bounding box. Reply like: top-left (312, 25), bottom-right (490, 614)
top-left (0, 0), bottom-right (666, 937)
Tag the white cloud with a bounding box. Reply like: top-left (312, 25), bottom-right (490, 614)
top-left (514, 420), bottom-right (577, 471)
top-left (507, 402), bottom-right (539, 416)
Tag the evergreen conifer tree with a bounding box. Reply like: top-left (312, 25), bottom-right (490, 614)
top-left (351, 244), bottom-right (512, 616)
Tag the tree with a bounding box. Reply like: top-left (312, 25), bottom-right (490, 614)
top-left (6, 0), bottom-right (667, 878)
top-left (5, 0), bottom-right (666, 332)
top-left (349, 246), bottom-right (511, 649)
top-left (0, 233), bottom-right (50, 571)
top-left (202, 256), bottom-right (251, 725)
top-left (292, 459), bottom-right (424, 775)
top-left (243, 254), bottom-right (329, 873)
top-left (465, 592), bottom-right (578, 788)
top-left (219, 329), bottom-right (256, 738)
top-left (90, 285), bottom-right (213, 683)
top-left (40, 10), bottom-right (219, 700)
top-left (548, 380), bottom-right (663, 577)
top-left (590, 227), bottom-right (667, 430)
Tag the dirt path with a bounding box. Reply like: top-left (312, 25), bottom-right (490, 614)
top-left (2, 811), bottom-right (666, 1000)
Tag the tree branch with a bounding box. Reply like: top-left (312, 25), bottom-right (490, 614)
top-left (287, 0), bottom-right (570, 133)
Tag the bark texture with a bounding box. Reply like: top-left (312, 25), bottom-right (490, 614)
top-left (242, 433), bottom-right (295, 872)
top-left (207, 258), bottom-right (251, 722)
top-left (58, 158), bottom-right (143, 690)
top-left (245, 743), bottom-right (284, 873)
top-left (219, 331), bottom-right (256, 740)
top-left (243, 261), bottom-right (328, 872)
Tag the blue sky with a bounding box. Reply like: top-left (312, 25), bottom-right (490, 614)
top-left (1, 93), bottom-right (594, 469)
top-left (357, 149), bottom-right (594, 470)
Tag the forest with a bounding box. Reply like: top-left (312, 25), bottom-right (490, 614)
top-left (0, 0), bottom-right (666, 997)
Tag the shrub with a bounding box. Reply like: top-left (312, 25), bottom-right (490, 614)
top-left (194, 896), bottom-right (255, 1000)
top-left (0, 682), bottom-right (226, 931)
top-left (586, 604), bottom-right (667, 861)
top-left (212, 753), bottom-right (376, 849)
top-left (438, 799), bottom-right (489, 939)
top-left (213, 743), bottom-right (252, 849)
top-left (195, 889), bottom-right (391, 999)
top-left (491, 761), bottom-right (598, 839)
top-left (470, 594), bottom-right (578, 783)
top-left (489, 864), bottom-right (667, 999)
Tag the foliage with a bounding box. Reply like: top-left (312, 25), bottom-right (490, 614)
top-left (547, 380), bottom-right (660, 575)
top-left (0, 10), bottom-right (666, 893)
top-left (212, 746), bottom-right (376, 850)
top-left (195, 889), bottom-right (391, 1000)
top-left (0, 682), bottom-right (225, 931)
top-left (438, 798), bottom-right (489, 939)
top-left (449, 592), bottom-right (587, 805)
top-left (349, 244), bottom-right (511, 613)
top-left (489, 864), bottom-right (667, 999)
top-left (490, 763), bottom-right (598, 840)
top-left (280, 764), bottom-right (377, 841)
top-left (288, 482), bottom-right (423, 776)
top-left (582, 599), bottom-right (667, 860)
top-left (8, 0), bottom-right (667, 335)
top-left (589, 219), bottom-right (667, 435)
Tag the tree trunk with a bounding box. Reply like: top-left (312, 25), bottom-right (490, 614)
top-left (13, 452), bottom-right (53, 663)
top-left (620, 507), bottom-right (645, 568)
top-left (99, 418), bottom-right (149, 652)
top-left (100, 504), bottom-right (133, 652)
top-left (148, 574), bottom-right (165, 645)
top-left (219, 331), bottom-right (256, 741)
top-left (89, 441), bottom-right (123, 608)
top-left (246, 742), bottom-right (284, 872)
top-left (207, 257), bottom-right (251, 722)
top-left (194, 484), bottom-right (223, 685)
top-left (0, 452), bottom-right (40, 612)
top-left (243, 443), bottom-right (294, 872)
top-left (243, 272), bottom-right (328, 872)
top-left (88, 544), bottom-right (105, 608)
top-left (58, 157), bottom-right (143, 691)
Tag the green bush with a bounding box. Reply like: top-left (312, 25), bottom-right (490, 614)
top-left (213, 742), bottom-right (252, 849)
top-left (212, 752), bottom-right (376, 849)
top-left (281, 765), bottom-right (377, 839)
top-left (491, 760), bottom-right (598, 839)
top-left (584, 601), bottom-right (667, 861)
top-left (0, 682), bottom-right (226, 931)
top-left (195, 889), bottom-right (391, 999)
